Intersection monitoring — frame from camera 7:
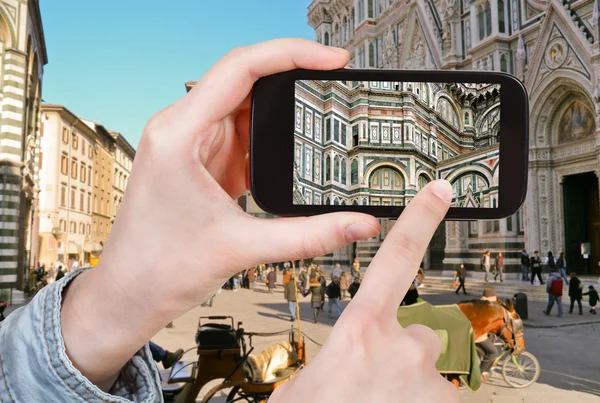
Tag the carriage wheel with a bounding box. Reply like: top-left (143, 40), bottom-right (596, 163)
top-left (501, 351), bottom-right (540, 388)
top-left (225, 386), bottom-right (268, 403)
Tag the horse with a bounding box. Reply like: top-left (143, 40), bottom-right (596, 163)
top-left (442, 298), bottom-right (524, 388)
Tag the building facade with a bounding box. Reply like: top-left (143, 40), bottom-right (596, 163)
top-left (307, 0), bottom-right (600, 274)
top-left (110, 130), bottom-right (134, 223)
top-left (0, 0), bottom-right (47, 289)
top-left (38, 105), bottom-right (96, 267)
top-left (84, 120), bottom-right (115, 250)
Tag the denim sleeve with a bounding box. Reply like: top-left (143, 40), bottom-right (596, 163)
top-left (0, 269), bottom-right (163, 402)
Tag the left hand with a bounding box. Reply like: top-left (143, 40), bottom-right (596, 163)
top-left (61, 39), bottom-right (381, 391)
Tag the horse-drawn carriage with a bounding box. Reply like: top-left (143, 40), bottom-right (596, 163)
top-left (162, 315), bottom-right (305, 403)
top-left (397, 298), bottom-right (540, 391)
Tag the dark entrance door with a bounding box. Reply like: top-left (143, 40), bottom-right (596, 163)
top-left (429, 222), bottom-right (446, 270)
top-left (562, 172), bottom-right (600, 274)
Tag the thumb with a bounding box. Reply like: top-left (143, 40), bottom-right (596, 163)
top-left (235, 213), bottom-right (381, 264)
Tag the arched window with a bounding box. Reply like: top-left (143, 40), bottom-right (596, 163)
top-left (341, 159), bottom-right (347, 185)
top-left (334, 156), bottom-right (340, 181)
top-left (368, 0), bottom-right (374, 18)
top-left (369, 167), bottom-right (404, 190)
top-left (498, 0), bottom-right (506, 33)
top-left (485, 1), bottom-right (492, 37)
top-left (500, 54), bottom-right (508, 72)
top-left (325, 155), bottom-right (331, 181)
top-left (324, 32), bottom-right (330, 46)
top-left (477, 6), bottom-right (485, 40)
top-left (351, 160), bottom-right (359, 185)
top-left (369, 42), bottom-right (375, 67)
top-left (334, 23), bottom-right (339, 46)
top-left (464, 112), bottom-right (470, 125)
top-left (334, 198), bottom-right (340, 206)
top-left (342, 16), bottom-right (347, 43)
top-left (418, 174), bottom-right (430, 190)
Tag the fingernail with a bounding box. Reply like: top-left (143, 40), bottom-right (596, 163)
top-left (345, 222), bottom-right (379, 243)
top-left (329, 46), bottom-right (349, 56)
top-left (430, 180), bottom-right (453, 202)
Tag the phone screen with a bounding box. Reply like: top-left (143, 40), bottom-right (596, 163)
top-left (293, 80), bottom-right (500, 208)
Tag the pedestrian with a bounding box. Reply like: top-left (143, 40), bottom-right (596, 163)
top-left (400, 281), bottom-right (420, 306)
top-left (298, 266), bottom-right (308, 294)
top-left (282, 269), bottom-right (291, 288)
top-left (582, 285), bottom-right (599, 315)
top-left (481, 251), bottom-right (491, 282)
top-left (266, 267), bottom-right (276, 293)
top-left (543, 269), bottom-right (564, 317)
top-left (247, 266), bottom-right (256, 289)
top-left (148, 341), bottom-right (183, 370)
top-left (304, 276), bottom-right (324, 323)
top-left (494, 252), bottom-right (504, 282)
top-left (55, 265), bottom-right (66, 282)
top-left (348, 276), bottom-right (361, 299)
top-left (351, 258), bottom-right (361, 280)
top-left (520, 249), bottom-right (530, 282)
top-left (546, 251), bottom-right (556, 274)
top-left (568, 272), bottom-right (583, 315)
top-left (339, 272), bottom-right (350, 300)
top-left (556, 252), bottom-right (569, 285)
top-left (284, 275), bottom-right (298, 321)
top-left (455, 264), bottom-right (467, 295)
top-left (530, 251), bottom-right (544, 285)
top-left (332, 263), bottom-right (342, 280)
top-left (319, 275), bottom-right (327, 311)
top-left (326, 277), bottom-right (342, 319)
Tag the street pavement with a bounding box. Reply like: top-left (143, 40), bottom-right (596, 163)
top-left (151, 281), bottom-right (600, 403)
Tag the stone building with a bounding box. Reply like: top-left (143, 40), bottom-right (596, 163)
top-left (0, 0), bottom-right (47, 289)
top-left (110, 130), bottom-right (134, 223)
top-left (307, 0), bottom-right (600, 275)
top-left (83, 120), bottom-right (115, 251)
top-left (38, 105), bottom-right (96, 267)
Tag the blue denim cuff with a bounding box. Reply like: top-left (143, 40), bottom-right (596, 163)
top-left (0, 269), bottom-right (162, 402)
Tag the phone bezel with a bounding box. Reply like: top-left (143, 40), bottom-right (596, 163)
top-left (250, 69), bottom-right (529, 219)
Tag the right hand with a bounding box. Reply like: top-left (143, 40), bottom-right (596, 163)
top-left (269, 181), bottom-right (461, 403)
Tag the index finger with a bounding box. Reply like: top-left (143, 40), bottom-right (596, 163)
top-left (355, 180), bottom-right (452, 314)
top-left (173, 38), bottom-right (350, 128)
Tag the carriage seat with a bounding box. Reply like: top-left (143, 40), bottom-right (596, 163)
top-left (242, 341), bottom-right (299, 383)
top-left (195, 323), bottom-right (238, 350)
top-left (167, 361), bottom-right (197, 384)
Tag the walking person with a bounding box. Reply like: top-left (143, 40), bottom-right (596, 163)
top-left (266, 267), bottom-right (276, 294)
top-left (304, 276), bottom-right (324, 323)
top-left (332, 263), bottom-right (342, 280)
top-left (326, 277), bottom-right (343, 319)
top-left (351, 258), bottom-right (361, 280)
top-left (543, 269), bottom-right (564, 317)
top-left (494, 253), bottom-right (504, 282)
top-left (546, 251), bottom-right (556, 274)
top-left (582, 285), bottom-right (599, 315)
top-left (284, 275), bottom-right (298, 321)
top-left (339, 272), bottom-right (350, 300)
top-left (348, 276), bottom-right (361, 299)
top-left (298, 266), bottom-right (308, 294)
top-left (319, 275), bottom-right (327, 311)
top-left (248, 266), bottom-right (256, 289)
top-left (556, 252), bottom-right (569, 285)
top-left (520, 250), bottom-right (530, 282)
top-left (568, 272), bottom-right (583, 315)
top-left (481, 251), bottom-right (491, 282)
top-left (530, 251), bottom-right (544, 285)
top-left (455, 264), bottom-right (467, 295)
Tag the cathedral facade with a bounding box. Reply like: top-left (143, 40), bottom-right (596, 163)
top-left (307, 0), bottom-right (600, 275)
top-left (293, 80), bottom-right (500, 209)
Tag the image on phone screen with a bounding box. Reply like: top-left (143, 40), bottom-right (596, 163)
top-left (293, 80), bottom-right (500, 208)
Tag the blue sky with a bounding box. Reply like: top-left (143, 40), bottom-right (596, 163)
top-left (40, 1), bottom-right (315, 148)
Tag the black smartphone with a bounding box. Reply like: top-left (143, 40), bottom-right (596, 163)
top-left (250, 69), bottom-right (528, 219)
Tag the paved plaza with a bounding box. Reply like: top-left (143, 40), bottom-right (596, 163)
top-left (150, 280), bottom-right (600, 403)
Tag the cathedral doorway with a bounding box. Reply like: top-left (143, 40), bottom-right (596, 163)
top-left (562, 172), bottom-right (600, 274)
top-left (428, 222), bottom-right (446, 270)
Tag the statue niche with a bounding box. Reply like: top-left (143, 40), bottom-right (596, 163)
top-left (557, 100), bottom-right (595, 144)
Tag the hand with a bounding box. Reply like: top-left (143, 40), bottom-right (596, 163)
top-left (60, 39), bottom-right (381, 391)
top-left (269, 181), bottom-right (461, 403)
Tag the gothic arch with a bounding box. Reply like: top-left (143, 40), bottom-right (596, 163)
top-left (529, 76), bottom-right (594, 148)
top-left (362, 161), bottom-right (409, 187)
top-left (474, 103), bottom-right (500, 135)
top-left (0, 6), bottom-right (15, 48)
top-left (433, 93), bottom-right (462, 131)
top-left (443, 164), bottom-right (493, 187)
top-left (415, 168), bottom-right (434, 183)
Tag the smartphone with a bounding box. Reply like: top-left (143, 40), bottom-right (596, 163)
top-left (250, 69), bottom-right (528, 219)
